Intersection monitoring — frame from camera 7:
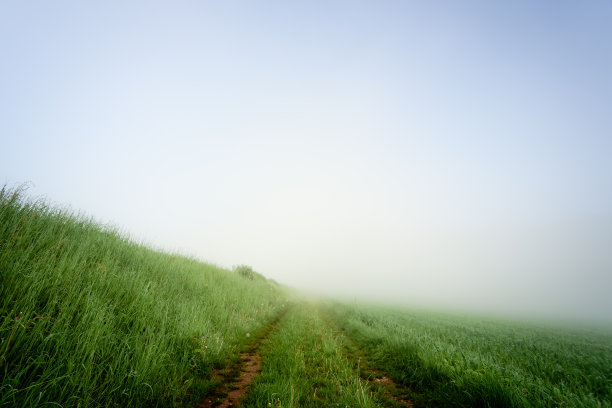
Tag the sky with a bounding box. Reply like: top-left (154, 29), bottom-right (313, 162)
top-left (1, 1), bottom-right (611, 323)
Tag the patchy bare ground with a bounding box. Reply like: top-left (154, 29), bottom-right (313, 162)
top-left (199, 351), bottom-right (262, 408)
top-left (199, 307), bottom-right (414, 408)
top-left (372, 374), bottom-right (414, 407)
top-left (199, 309), bottom-right (288, 408)
top-left (318, 312), bottom-right (414, 407)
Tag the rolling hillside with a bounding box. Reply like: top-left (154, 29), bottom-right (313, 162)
top-left (2, 187), bottom-right (611, 407)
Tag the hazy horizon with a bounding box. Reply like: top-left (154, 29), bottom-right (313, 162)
top-left (2, 1), bottom-right (611, 323)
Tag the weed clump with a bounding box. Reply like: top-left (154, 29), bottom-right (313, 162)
top-left (233, 264), bottom-right (265, 281)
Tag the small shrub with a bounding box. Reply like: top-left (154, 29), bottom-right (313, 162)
top-left (232, 265), bottom-right (264, 281)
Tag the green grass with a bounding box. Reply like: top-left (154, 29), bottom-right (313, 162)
top-left (243, 302), bottom-right (383, 408)
top-left (324, 301), bottom-right (612, 407)
top-left (3, 185), bottom-right (612, 407)
top-left (0, 186), bottom-right (287, 407)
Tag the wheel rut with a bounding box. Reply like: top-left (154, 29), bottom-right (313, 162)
top-left (369, 372), bottom-right (414, 407)
top-left (198, 308), bottom-right (288, 408)
top-left (319, 310), bottom-right (414, 408)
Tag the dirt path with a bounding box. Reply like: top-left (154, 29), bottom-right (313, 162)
top-left (347, 342), bottom-right (414, 407)
top-left (198, 308), bottom-right (288, 408)
top-left (319, 312), bottom-right (414, 408)
top-left (370, 372), bottom-right (414, 407)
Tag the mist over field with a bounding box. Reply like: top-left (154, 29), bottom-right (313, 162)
top-left (2, 1), bottom-right (611, 323)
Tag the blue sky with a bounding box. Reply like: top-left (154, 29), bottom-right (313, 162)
top-left (1, 1), bottom-right (611, 322)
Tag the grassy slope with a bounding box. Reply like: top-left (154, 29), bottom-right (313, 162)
top-left (0, 187), bottom-right (287, 407)
top-left (325, 302), bottom-right (612, 407)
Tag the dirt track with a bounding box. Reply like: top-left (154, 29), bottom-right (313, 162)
top-left (199, 306), bottom-right (413, 407)
top-left (198, 308), bottom-right (288, 408)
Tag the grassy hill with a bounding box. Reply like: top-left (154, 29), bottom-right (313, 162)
top-left (0, 186), bottom-right (287, 407)
top-left (2, 186), bottom-right (611, 407)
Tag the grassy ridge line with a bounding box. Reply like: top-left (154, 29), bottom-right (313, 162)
top-left (0, 186), bottom-right (287, 407)
top-left (243, 302), bottom-right (385, 408)
top-left (324, 302), bottom-right (612, 407)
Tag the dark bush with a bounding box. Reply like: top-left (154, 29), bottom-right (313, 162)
top-left (232, 264), bottom-right (265, 281)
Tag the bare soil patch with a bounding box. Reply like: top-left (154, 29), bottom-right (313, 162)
top-left (199, 351), bottom-right (262, 408)
top-left (371, 373), bottom-right (414, 407)
top-left (198, 309), bottom-right (288, 408)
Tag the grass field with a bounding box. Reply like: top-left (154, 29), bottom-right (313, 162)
top-left (2, 187), bottom-right (611, 407)
top-left (325, 302), bottom-right (612, 407)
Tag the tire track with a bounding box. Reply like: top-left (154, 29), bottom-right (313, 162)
top-left (198, 307), bottom-right (289, 408)
top-left (319, 309), bottom-right (414, 408)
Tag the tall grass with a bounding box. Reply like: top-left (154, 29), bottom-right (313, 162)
top-left (244, 303), bottom-right (380, 408)
top-left (0, 186), bottom-right (286, 407)
top-left (325, 302), bottom-right (612, 407)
